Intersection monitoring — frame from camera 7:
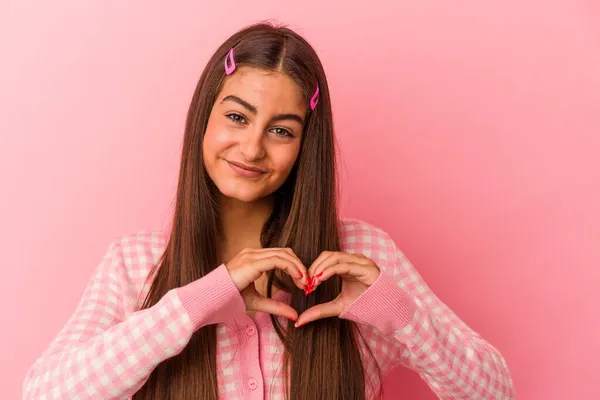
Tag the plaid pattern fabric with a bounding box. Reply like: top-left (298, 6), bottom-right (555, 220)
top-left (23, 218), bottom-right (514, 399)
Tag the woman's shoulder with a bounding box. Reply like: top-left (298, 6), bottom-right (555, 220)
top-left (338, 217), bottom-right (399, 266)
top-left (103, 229), bottom-right (168, 284)
top-left (110, 229), bottom-right (168, 259)
top-left (338, 216), bottom-right (395, 242)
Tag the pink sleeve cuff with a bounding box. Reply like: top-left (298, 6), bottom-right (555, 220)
top-left (339, 270), bottom-right (417, 336)
top-left (176, 263), bottom-right (246, 330)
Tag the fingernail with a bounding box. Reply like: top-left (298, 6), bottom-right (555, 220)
top-left (315, 272), bottom-right (323, 278)
top-left (305, 280), bottom-right (312, 295)
top-left (298, 272), bottom-right (304, 279)
top-left (287, 317), bottom-right (296, 322)
top-left (310, 277), bottom-right (320, 293)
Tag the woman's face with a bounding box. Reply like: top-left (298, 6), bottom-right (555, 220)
top-left (203, 66), bottom-right (307, 203)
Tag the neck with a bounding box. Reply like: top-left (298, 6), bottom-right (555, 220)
top-left (218, 194), bottom-right (277, 300)
top-left (218, 194), bottom-right (273, 261)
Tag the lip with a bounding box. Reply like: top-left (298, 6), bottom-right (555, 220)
top-left (226, 160), bottom-right (267, 178)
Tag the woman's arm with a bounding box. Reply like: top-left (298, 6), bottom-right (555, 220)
top-left (340, 241), bottom-right (515, 399)
top-left (22, 238), bottom-right (246, 400)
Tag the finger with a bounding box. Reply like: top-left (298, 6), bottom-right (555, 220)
top-left (307, 251), bottom-right (334, 276)
top-left (277, 248), bottom-right (309, 285)
top-left (309, 251), bottom-right (370, 277)
top-left (308, 253), bottom-right (371, 292)
top-left (247, 294), bottom-right (299, 321)
top-left (252, 249), bottom-right (308, 285)
top-left (252, 256), bottom-right (306, 290)
top-left (295, 299), bottom-right (343, 327)
top-left (311, 262), bottom-right (374, 292)
top-left (252, 250), bottom-right (305, 278)
top-left (250, 247), bottom-right (303, 266)
top-left (305, 252), bottom-right (343, 294)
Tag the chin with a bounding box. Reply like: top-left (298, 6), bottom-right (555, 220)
top-left (223, 192), bottom-right (262, 203)
top-left (217, 184), bottom-right (271, 204)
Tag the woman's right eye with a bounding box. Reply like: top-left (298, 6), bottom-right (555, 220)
top-left (226, 113), bottom-right (247, 124)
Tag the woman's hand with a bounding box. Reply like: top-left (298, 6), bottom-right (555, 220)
top-left (295, 251), bottom-right (380, 327)
top-left (226, 248), bottom-right (308, 321)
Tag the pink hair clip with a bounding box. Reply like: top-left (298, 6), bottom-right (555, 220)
top-left (310, 83), bottom-right (319, 110)
top-left (224, 48), bottom-right (236, 75)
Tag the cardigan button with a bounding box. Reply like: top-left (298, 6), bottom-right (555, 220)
top-left (248, 378), bottom-right (258, 390)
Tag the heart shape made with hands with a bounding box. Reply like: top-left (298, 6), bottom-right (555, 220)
top-left (226, 248), bottom-right (379, 326)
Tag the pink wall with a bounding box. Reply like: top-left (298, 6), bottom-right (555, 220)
top-left (2, 1), bottom-right (599, 398)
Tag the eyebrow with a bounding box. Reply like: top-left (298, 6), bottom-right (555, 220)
top-left (272, 113), bottom-right (304, 125)
top-left (221, 95), bottom-right (305, 125)
top-left (222, 95), bottom-right (257, 114)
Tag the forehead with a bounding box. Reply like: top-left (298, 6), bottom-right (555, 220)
top-left (218, 67), bottom-right (307, 114)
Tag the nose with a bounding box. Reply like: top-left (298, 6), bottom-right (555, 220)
top-left (239, 128), bottom-right (266, 161)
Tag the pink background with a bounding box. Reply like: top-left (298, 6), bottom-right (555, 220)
top-left (2, 1), bottom-right (599, 399)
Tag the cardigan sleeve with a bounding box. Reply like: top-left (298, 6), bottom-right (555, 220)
top-left (339, 240), bottom-right (515, 399)
top-left (22, 238), bottom-right (246, 400)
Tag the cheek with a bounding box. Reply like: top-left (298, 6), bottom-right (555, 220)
top-left (272, 145), bottom-right (301, 174)
top-left (203, 120), bottom-right (235, 157)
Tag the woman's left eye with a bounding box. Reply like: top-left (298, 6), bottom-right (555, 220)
top-left (271, 127), bottom-right (293, 138)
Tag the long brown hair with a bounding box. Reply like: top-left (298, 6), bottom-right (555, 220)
top-left (132, 22), bottom-right (382, 400)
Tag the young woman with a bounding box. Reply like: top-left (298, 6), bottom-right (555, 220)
top-left (23, 23), bottom-right (515, 400)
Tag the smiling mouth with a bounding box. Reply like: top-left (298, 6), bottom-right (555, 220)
top-left (226, 160), bottom-right (267, 178)
top-left (227, 161), bottom-right (266, 173)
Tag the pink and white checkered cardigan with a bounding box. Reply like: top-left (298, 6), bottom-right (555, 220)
top-left (23, 218), bottom-right (514, 399)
